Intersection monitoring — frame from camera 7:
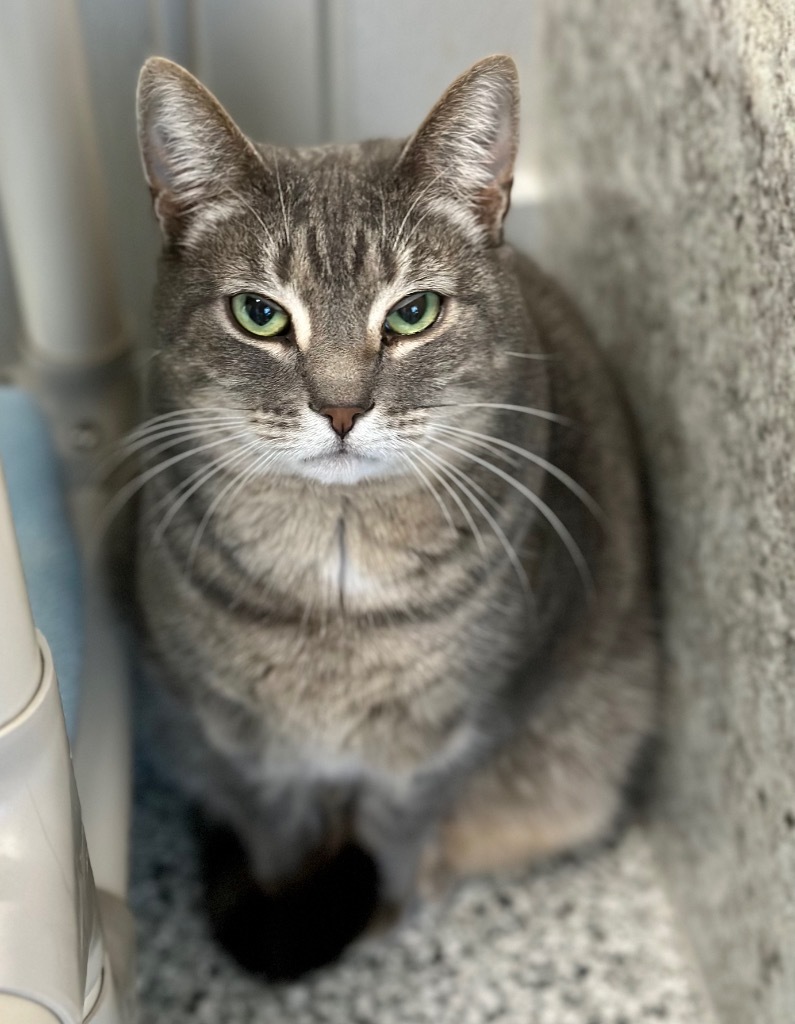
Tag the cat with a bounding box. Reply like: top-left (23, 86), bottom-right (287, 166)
top-left (133, 53), bottom-right (658, 979)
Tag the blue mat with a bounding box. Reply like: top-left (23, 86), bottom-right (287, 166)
top-left (0, 386), bottom-right (83, 737)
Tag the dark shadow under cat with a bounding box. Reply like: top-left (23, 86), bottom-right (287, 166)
top-left (196, 811), bottom-right (381, 979)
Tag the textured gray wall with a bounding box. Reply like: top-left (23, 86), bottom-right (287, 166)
top-left (534, 3), bottom-right (795, 1022)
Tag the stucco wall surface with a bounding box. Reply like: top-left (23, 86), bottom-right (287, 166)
top-left (535, 3), bottom-right (795, 1022)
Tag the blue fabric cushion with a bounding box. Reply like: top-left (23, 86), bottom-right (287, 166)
top-left (0, 386), bottom-right (83, 737)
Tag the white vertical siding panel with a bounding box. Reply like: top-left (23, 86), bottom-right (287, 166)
top-left (0, 0), bottom-right (123, 364)
top-left (325, 0), bottom-right (537, 188)
top-left (76, 0), bottom-right (159, 346)
top-left (194, 0), bottom-right (325, 146)
top-left (150, 0), bottom-right (196, 69)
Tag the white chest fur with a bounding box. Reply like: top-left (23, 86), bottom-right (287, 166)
top-left (320, 519), bottom-right (381, 606)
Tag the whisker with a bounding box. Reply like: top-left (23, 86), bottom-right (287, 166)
top-left (436, 432), bottom-right (518, 469)
top-left (505, 351), bottom-right (555, 361)
top-left (149, 446), bottom-right (233, 517)
top-left (100, 425), bottom-right (240, 484)
top-left (95, 430), bottom-right (252, 545)
top-left (399, 201), bottom-right (444, 253)
top-left (432, 424), bottom-right (605, 523)
top-left (186, 446), bottom-right (278, 577)
top-left (219, 187), bottom-right (276, 249)
top-left (379, 189), bottom-right (388, 248)
top-left (123, 407), bottom-right (239, 443)
top-left (404, 442), bottom-right (486, 557)
top-left (395, 451), bottom-right (457, 539)
top-left (429, 436), bottom-right (594, 595)
top-left (411, 442), bottom-right (531, 595)
top-left (123, 417), bottom-right (242, 450)
top-left (436, 402), bottom-right (571, 426)
top-left (273, 153), bottom-right (291, 245)
top-left (100, 418), bottom-right (243, 477)
top-left (393, 169), bottom-right (445, 250)
top-left (134, 347), bottom-right (163, 371)
top-left (151, 439), bottom-right (264, 545)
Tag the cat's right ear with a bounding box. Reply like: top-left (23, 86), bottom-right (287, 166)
top-left (137, 57), bottom-right (258, 243)
top-left (399, 56), bottom-right (520, 244)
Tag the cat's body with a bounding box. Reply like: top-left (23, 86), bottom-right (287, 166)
top-left (134, 56), bottom-right (657, 975)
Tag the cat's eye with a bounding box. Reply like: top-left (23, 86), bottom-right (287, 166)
top-left (383, 291), bottom-right (442, 339)
top-left (230, 292), bottom-right (291, 339)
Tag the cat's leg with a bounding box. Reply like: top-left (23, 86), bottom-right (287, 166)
top-left (420, 752), bottom-right (620, 890)
top-left (150, 693), bottom-right (380, 976)
top-left (216, 776), bottom-right (345, 887)
top-left (356, 793), bottom-right (425, 909)
top-left (355, 772), bottom-right (454, 916)
top-left (144, 675), bottom-right (367, 896)
top-left (420, 660), bottom-right (657, 892)
top-left (198, 772), bottom-right (380, 978)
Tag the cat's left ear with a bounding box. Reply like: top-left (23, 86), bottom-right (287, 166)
top-left (399, 56), bottom-right (519, 244)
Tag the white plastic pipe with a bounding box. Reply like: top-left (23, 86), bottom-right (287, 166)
top-left (0, 994), bottom-right (60, 1024)
top-left (0, 465), bottom-right (40, 727)
top-left (0, 0), bottom-right (123, 366)
top-left (0, 632), bottom-right (104, 1023)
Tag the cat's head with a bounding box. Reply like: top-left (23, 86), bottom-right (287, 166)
top-left (137, 55), bottom-right (540, 487)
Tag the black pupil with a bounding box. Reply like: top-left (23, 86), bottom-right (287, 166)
top-left (245, 295), bottom-right (276, 327)
top-left (398, 294), bottom-right (427, 325)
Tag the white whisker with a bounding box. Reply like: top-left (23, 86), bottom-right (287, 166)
top-left (101, 418), bottom-right (243, 477)
top-left (438, 432), bottom-right (518, 469)
top-left (96, 430), bottom-right (252, 544)
top-left (432, 424), bottom-right (605, 523)
top-left (429, 436), bottom-right (594, 595)
top-left (439, 402), bottom-right (571, 426)
top-left (101, 424), bottom-right (240, 483)
top-left (393, 169), bottom-right (445, 250)
top-left (219, 187), bottom-right (276, 250)
top-left (273, 153), bottom-right (290, 245)
top-left (396, 451), bottom-right (457, 538)
top-left (399, 201), bottom-right (444, 253)
top-left (151, 438), bottom-right (263, 545)
top-left (186, 446), bottom-right (278, 577)
top-left (404, 442), bottom-right (486, 557)
top-left (126, 417), bottom-right (242, 449)
top-left (411, 442), bottom-right (531, 595)
top-left (379, 189), bottom-right (388, 248)
top-left (505, 350), bottom-right (554, 360)
top-left (123, 407), bottom-right (239, 443)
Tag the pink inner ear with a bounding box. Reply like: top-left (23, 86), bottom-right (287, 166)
top-left (489, 113), bottom-right (518, 187)
top-left (477, 177), bottom-right (514, 240)
top-left (144, 121), bottom-right (175, 197)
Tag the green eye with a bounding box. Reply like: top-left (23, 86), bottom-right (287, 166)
top-left (384, 291), bottom-right (442, 338)
top-left (231, 292), bottom-right (290, 338)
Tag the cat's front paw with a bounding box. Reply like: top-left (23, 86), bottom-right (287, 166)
top-left (198, 817), bottom-right (381, 979)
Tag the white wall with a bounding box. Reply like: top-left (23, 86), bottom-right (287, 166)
top-left (325, 0), bottom-right (536, 188)
top-left (194, 0), bottom-right (327, 146)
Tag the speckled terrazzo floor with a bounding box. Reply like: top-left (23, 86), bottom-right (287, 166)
top-left (131, 760), bottom-right (716, 1024)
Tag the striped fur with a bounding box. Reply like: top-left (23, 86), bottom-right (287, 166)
top-left (134, 56), bottom-right (658, 973)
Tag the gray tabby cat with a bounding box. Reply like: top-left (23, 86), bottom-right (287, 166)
top-left (134, 54), bottom-right (657, 977)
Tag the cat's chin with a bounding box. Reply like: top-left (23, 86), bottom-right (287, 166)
top-left (293, 452), bottom-right (399, 487)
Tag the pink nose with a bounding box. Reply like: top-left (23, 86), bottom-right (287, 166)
top-left (319, 406), bottom-right (368, 438)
